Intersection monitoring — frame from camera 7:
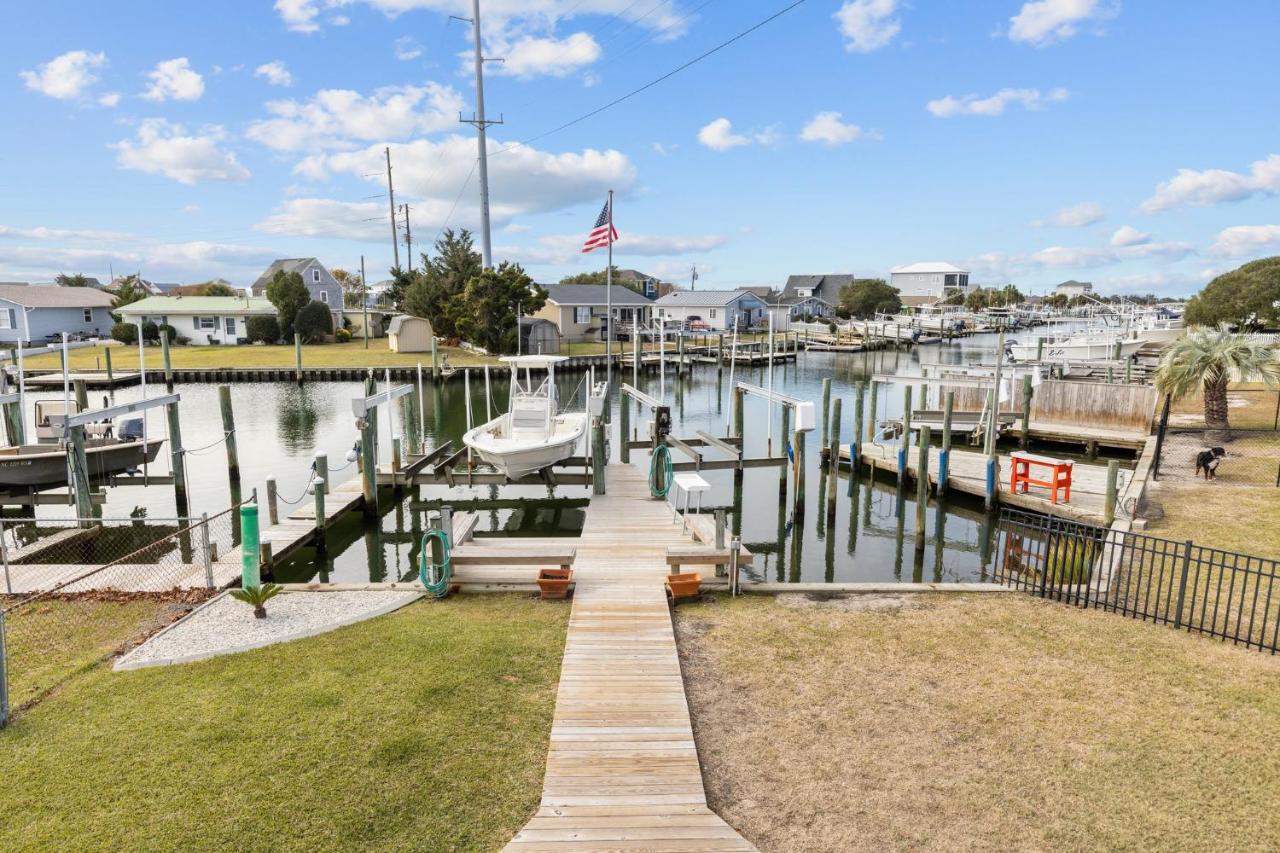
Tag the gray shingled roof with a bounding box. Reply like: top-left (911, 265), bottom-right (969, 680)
top-left (0, 284), bottom-right (115, 309)
top-left (780, 274), bottom-right (856, 303)
top-left (542, 284), bottom-right (654, 306)
top-left (251, 258), bottom-right (316, 292)
top-left (654, 289), bottom-right (758, 307)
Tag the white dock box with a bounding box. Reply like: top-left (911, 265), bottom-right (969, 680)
top-left (793, 401), bottom-right (816, 432)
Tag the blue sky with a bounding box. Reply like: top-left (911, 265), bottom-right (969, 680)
top-left (1, 0), bottom-right (1278, 295)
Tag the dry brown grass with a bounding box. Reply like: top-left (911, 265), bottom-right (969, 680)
top-left (1146, 482), bottom-right (1280, 557)
top-left (675, 593), bottom-right (1280, 852)
top-left (1170, 383), bottom-right (1279, 429)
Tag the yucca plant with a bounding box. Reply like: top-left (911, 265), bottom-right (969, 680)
top-left (1155, 325), bottom-right (1280, 437)
top-left (230, 583), bottom-right (284, 619)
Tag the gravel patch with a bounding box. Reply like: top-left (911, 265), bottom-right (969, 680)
top-left (114, 590), bottom-right (423, 671)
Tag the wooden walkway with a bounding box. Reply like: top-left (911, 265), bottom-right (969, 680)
top-left (506, 463), bottom-right (755, 852)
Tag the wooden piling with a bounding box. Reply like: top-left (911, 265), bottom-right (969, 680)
top-left (826, 397), bottom-right (841, 518)
top-left (939, 391), bottom-right (954, 495)
top-left (391, 436), bottom-right (402, 486)
top-left (165, 399), bottom-right (188, 518)
top-left (315, 450), bottom-right (329, 495)
top-left (619, 394), bottom-right (631, 463)
top-left (73, 379), bottom-right (88, 412)
top-left (851, 383), bottom-right (864, 476)
top-left (313, 475), bottom-right (326, 555)
top-left (779, 405), bottom-right (791, 499)
top-left (431, 336), bottom-right (440, 383)
top-left (1020, 374), bottom-right (1033, 448)
top-left (1104, 459), bottom-right (1119, 526)
top-left (867, 380), bottom-right (878, 442)
top-left (265, 476), bottom-right (279, 525)
top-left (68, 425), bottom-right (93, 525)
top-left (294, 333), bottom-right (303, 384)
top-left (218, 385), bottom-right (240, 487)
top-left (591, 418), bottom-right (606, 495)
top-left (161, 329), bottom-right (174, 392)
top-left (915, 425), bottom-right (930, 547)
top-left (793, 428), bottom-right (805, 511)
top-left (104, 346), bottom-right (114, 382)
top-left (361, 376), bottom-right (378, 517)
top-left (899, 386), bottom-right (912, 477)
top-left (403, 387), bottom-right (420, 456)
top-left (820, 377), bottom-right (831, 453)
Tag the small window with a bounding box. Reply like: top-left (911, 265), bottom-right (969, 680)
top-left (83, 309), bottom-right (93, 323)
top-left (574, 306), bottom-right (591, 324)
top-left (320, 290), bottom-right (329, 304)
top-left (312, 269), bottom-right (320, 283)
top-left (0, 310), bottom-right (11, 329)
top-left (709, 308), bottom-right (717, 319)
top-left (197, 316), bottom-right (216, 330)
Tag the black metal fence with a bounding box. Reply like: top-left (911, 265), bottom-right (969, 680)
top-left (995, 508), bottom-right (1279, 653)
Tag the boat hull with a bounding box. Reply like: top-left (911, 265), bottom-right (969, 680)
top-left (463, 414), bottom-right (588, 481)
top-left (1008, 338), bottom-right (1146, 362)
top-left (0, 438), bottom-right (165, 490)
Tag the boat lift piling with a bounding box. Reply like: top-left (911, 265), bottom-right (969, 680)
top-left (939, 391), bottom-right (954, 495)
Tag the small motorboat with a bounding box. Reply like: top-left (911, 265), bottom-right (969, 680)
top-left (0, 414), bottom-right (164, 491)
top-left (1007, 333), bottom-right (1147, 362)
top-left (462, 355), bottom-right (592, 481)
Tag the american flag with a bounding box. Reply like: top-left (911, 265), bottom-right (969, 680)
top-left (581, 197), bottom-right (618, 253)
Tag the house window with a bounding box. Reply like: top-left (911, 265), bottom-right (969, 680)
top-left (709, 308), bottom-right (717, 319)
top-left (83, 309), bottom-right (93, 323)
top-left (0, 310), bottom-right (11, 329)
top-left (225, 318), bottom-right (236, 335)
top-left (320, 290), bottom-right (329, 304)
top-left (574, 306), bottom-right (591, 324)
top-left (196, 316), bottom-right (216, 330)
top-left (312, 269), bottom-right (320, 283)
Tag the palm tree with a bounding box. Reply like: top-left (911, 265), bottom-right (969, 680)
top-left (230, 583), bottom-right (284, 619)
top-left (1155, 325), bottom-right (1280, 433)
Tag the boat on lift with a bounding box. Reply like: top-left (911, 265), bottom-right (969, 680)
top-left (462, 355), bottom-right (597, 481)
top-left (0, 408), bottom-right (164, 491)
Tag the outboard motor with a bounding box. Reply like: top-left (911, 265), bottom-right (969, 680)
top-left (118, 416), bottom-right (145, 442)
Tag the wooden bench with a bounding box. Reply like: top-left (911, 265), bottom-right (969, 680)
top-left (1010, 451), bottom-right (1073, 504)
top-left (666, 546), bottom-right (753, 569)
top-left (449, 545), bottom-right (576, 572)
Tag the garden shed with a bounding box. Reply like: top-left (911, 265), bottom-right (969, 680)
top-left (387, 315), bottom-right (434, 353)
top-left (519, 317), bottom-right (560, 354)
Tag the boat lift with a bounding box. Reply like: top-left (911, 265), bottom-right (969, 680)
top-left (352, 382), bottom-right (414, 515)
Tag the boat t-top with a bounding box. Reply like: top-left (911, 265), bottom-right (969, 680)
top-left (462, 355), bottom-right (593, 481)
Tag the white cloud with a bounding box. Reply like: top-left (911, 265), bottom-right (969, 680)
top-left (264, 135), bottom-right (636, 237)
top-left (1140, 154), bottom-right (1280, 214)
top-left (254, 61), bottom-right (294, 87)
top-left (927, 87), bottom-right (1069, 118)
top-left (0, 224), bottom-right (133, 242)
top-left (143, 58), bottom-right (205, 102)
top-left (275, 0), bottom-right (322, 33)
top-left (501, 232), bottom-right (729, 266)
top-left (834, 0), bottom-right (901, 53)
top-left (0, 240), bottom-right (278, 284)
top-left (1031, 240), bottom-right (1194, 268)
top-left (651, 142), bottom-right (677, 156)
top-left (394, 36), bottom-right (424, 61)
top-left (799, 111), bottom-right (874, 145)
top-left (245, 82), bottom-right (464, 152)
top-left (19, 50), bottom-right (107, 100)
top-left (1208, 225), bottom-right (1280, 259)
top-left (488, 32), bottom-right (601, 78)
top-left (256, 199), bottom-right (389, 241)
top-left (97, 91), bottom-right (121, 107)
top-left (696, 118), bottom-right (778, 152)
top-left (276, 1), bottom-right (691, 37)
top-left (1109, 225), bottom-right (1150, 247)
top-left (1007, 0), bottom-right (1117, 46)
top-left (113, 119), bottom-right (250, 185)
top-left (1032, 201), bottom-right (1104, 227)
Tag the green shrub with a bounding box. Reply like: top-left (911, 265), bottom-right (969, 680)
top-left (141, 321), bottom-right (158, 342)
top-left (157, 323), bottom-right (177, 343)
top-left (294, 300), bottom-right (333, 343)
top-left (245, 315), bottom-right (281, 344)
top-left (1044, 540), bottom-right (1097, 585)
top-left (111, 322), bottom-right (138, 345)
top-left (335, 328), bottom-right (352, 343)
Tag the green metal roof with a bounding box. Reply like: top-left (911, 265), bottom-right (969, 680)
top-left (116, 296), bottom-right (276, 315)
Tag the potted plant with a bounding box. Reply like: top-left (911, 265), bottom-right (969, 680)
top-left (536, 568), bottom-right (573, 600)
top-left (666, 571), bottom-right (701, 601)
top-left (230, 582), bottom-right (284, 618)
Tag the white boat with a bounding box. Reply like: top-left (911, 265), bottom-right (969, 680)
top-left (462, 355), bottom-right (591, 481)
top-left (1007, 333), bottom-right (1147, 362)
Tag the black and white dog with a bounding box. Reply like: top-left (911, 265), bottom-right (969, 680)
top-left (1194, 447), bottom-right (1226, 480)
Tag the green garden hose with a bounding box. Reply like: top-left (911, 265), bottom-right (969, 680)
top-left (418, 528), bottom-right (452, 598)
top-left (649, 443), bottom-right (674, 498)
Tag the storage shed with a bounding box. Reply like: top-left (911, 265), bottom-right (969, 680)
top-left (387, 315), bottom-right (434, 353)
top-left (519, 317), bottom-right (560, 354)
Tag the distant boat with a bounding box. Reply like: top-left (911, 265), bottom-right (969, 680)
top-left (1006, 333), bottom-right (1147, 362)
top-left (462, 355), bottom-right (592, 481)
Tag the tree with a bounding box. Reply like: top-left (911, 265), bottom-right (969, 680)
top-left (245, 315), bottom-right (281, 343)
top-left (55, 273), bottom-right (90, 287)
top-left (559, 268), bottom-right (615, 285)
top-left (1154, 325), bottom-right (1280, 434)
top-left (1185, 257), bottom-right (1280, 330)
top-left (332, 268), bottom-right (367, 308)
top-left (111, 275), bottom-right (148, 312)
top-left (111, 322), bottom-right (138, 344)
top-left (265, 270), bottom-right (310, 337)
top-left (169, 281), bottom-right (237, 297)
top-left (964, 288), bottom-right (992, 311)
top-left (450, 262), bottom-right (546, 354)
top-left (838, 278), bottom-right (901, 319)
top-left (402, 228), bottom-right (483, 336)
top-left (294, 300), bottom-right (334, 343)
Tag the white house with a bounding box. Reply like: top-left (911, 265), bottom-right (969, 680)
top-left (889, 262), bottom-right (970, 298)
top-left (117, 295), bottom-right (276, 345)
top-left (1055, 280), bottom-right (1094, 297)
top-left (652, 290), bottom-right (767, 331)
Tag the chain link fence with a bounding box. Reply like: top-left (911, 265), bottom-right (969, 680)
top-left (1153, 427), bottom-right (1280, 488)
top-left (0, 503), bottom-right (248, 725)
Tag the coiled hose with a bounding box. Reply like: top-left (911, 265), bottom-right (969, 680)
top-left (649, 443), bottom-right (673, 498)
top-left (418, 528), bottom-right (452, 598)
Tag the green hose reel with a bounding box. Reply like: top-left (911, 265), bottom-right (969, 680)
top-left (649, 443), bottom-right (673, 498)
top-left (418, 527), bottom-right (452, 598)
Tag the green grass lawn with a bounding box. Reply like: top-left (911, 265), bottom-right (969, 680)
top-left (0, 595), bottom-right (568, 851)
top-left (21, 338), bottom-right (497, 372)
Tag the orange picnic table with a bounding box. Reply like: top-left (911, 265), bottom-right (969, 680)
top-left (1010, 451), bottom-right (1073, 504)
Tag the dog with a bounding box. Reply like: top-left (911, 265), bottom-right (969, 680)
top-left (1194, 447), bottom-right (1226, 480)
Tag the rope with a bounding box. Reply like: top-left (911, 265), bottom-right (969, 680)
top-left (275, 461), bottom-right (317, 506)
top-left (182, 433), bottom-right (228, 455)
top-left (649, 443), bottom-right (673, 498)
top-left (418, 528), bottom-right (452, 598)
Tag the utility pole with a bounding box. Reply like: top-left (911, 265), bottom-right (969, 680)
top-left (360, 255), bottom-right (370, 350)
top-left (401, 203), bottom-right (413, 272)
top-left (691, 264), bottom-right (698, 291)
top-left (457, 0), bottom-right (502, 269)
top-left (385, 147), bottom-right (400, 269)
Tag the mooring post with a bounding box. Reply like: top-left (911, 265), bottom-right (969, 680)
top-left (714, 508), bottom-right (726, 577)
top-left (161, 329), bottom-right (174, 392)
top-left (591, 417), bottom-right (606, 495)
top-left (1104, 459), bottom-right (1119, 526)
top-left (1125, 359), bottom-right (1133, 384)
top-left (778, 405), bottom-right (791, 500)
top-left (315, 450), bottom-right (329, 495)
top-left (240, 503), bottom-right (260, 588)
top-left (820, 377), bottom-right (831, 455)
top-left (431, 335), bottom-right (440, 383)
top-left (867, 380), bottom-right (879, 443)
top-left (732, 386), bottom-right (744, 439)
top-left (0, 610), bottom-right (8, 728)
top-left (916, 425), bottom-right (931, 548)
top-left (1020, 374), bottom-right (1033, 448)
top-left (984, 455), bottom-right (998, 512)
top-left (104, 346), bottom-right (114, 383)
top-left (403, 387), bottom-right (420, 457)
top-left (851, 383), bottom-right (865, 479)
top-left (619, 393), bottom-right (631, 463)
top-left (1036, 337), bottom-right (1044, 362)
top-left (313, 476), bottom-right (327, 555)
top-left (826, 397), bottom-right (841, 518)
top-left (361, 376), bottom-right (378, 518)
top-left (898, 386), bottom-right (912, 478)
top-left (73, 378), bottom-right (88, 412)
top-left (217, 385), bottom-right (241, 494)
top-left (165, 398), bottom-right (188, 519)
top-left (265, 476), bottom-right (279, 525)
top-left (68, 425), bottom-right (93, 525)
top-left (939, 391), bottom-right (954, 495)
top-left (793, 428), bottom-right (805, 511)
top-left (391, 436), bottom-right (402, 487)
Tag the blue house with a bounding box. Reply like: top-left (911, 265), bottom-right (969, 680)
top-left (250, 258), bottom-right (343, 327)
top-left (0, 283), bottom-right (116, 344)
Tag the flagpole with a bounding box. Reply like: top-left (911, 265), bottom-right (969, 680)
top-left (605, 189), bottom-right (613, 391)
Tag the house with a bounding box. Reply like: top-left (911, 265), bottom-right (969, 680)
top-left (612, 269), bottom-right (680, 299)
top-left (387, 315), bottom-right (434, 353)
top-left (343, 309), bottom-right (390, 339)
top-left (250, 258), bottom-right (343, 324)
top-left (534, 284), bottom-right (655, 343)
top-left (889, 263), bottom-right (970, 298)
top-left (0, 283), bottom-right (116, 344)
top-left (779, 274), bottom-right (860, 308)
top-left (108, 277), bottom-right (184, 296)
top-left (1055, 280), bottom-right (1094, 298)
top-left (652, 290), bottom-right (768, 332)
top-left (766, 294), bottom-right (836, 330)
top-left (116, 295), bottom-right (275, 345)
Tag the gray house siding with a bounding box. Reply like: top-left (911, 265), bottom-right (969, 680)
top-left (296, 260), bottom-right (343, 317)
top-left (0, 299), bottom-right (113, 344)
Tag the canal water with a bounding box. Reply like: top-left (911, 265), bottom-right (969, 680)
top-left (8, 331), bottom-right (1101, 584)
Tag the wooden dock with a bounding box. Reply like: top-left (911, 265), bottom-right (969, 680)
top-left (506, 463), bottom-right (755, 852)
top-left (845, 442), bottom-right (1126, 525)
top-left (21, 370), bottom-right (141, 388)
